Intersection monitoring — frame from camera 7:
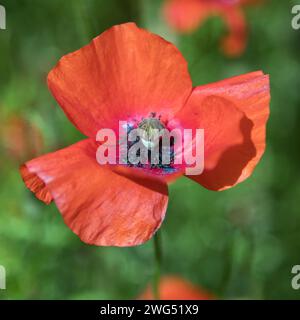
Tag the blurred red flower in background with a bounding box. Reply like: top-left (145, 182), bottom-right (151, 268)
top-left (164, 0), bottom-right (263, 57)
top-left (20, 23), bottom-right (270, 246)
top-left (1, 116), bottom-right (43, 163)
top-left (139, 275), bottom-right (215, 300)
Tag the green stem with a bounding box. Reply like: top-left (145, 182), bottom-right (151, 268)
top-left (153, 231), bottom-right (162, 300)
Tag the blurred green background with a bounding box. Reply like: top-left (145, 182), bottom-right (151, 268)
top-left (0, 0), bottom-right (300, 299)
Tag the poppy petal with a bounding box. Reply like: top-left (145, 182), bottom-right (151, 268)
top-left (220, 6), bottom-right (247, 57)
top-left (175, 72), bottom-right (270, 191)
top-left (164, 0), bottom-right (211, 33)
top-left (240, 0), bottom-right (263, 5)
top-left (139, 275), bottom-right (215, 300)
top-left (20, 139), bottom-right (169, 246)
top-left (48, 22), bottom-right (192, 137)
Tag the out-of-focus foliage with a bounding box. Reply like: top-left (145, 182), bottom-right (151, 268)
top-left (0, 0), bottom-right (299, 299)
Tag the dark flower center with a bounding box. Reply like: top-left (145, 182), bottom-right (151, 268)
top-left (124, 113), bottom-right (176, 174)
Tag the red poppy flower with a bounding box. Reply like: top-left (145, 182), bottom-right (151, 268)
top-left (1, 116), bottom-right (43, 163)
top-left (139, 275), bottom-right (215, 300)
top-left (20, 23), bottom-right (270, 246)
top-left (164, 0), bottom-right (263, 57)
